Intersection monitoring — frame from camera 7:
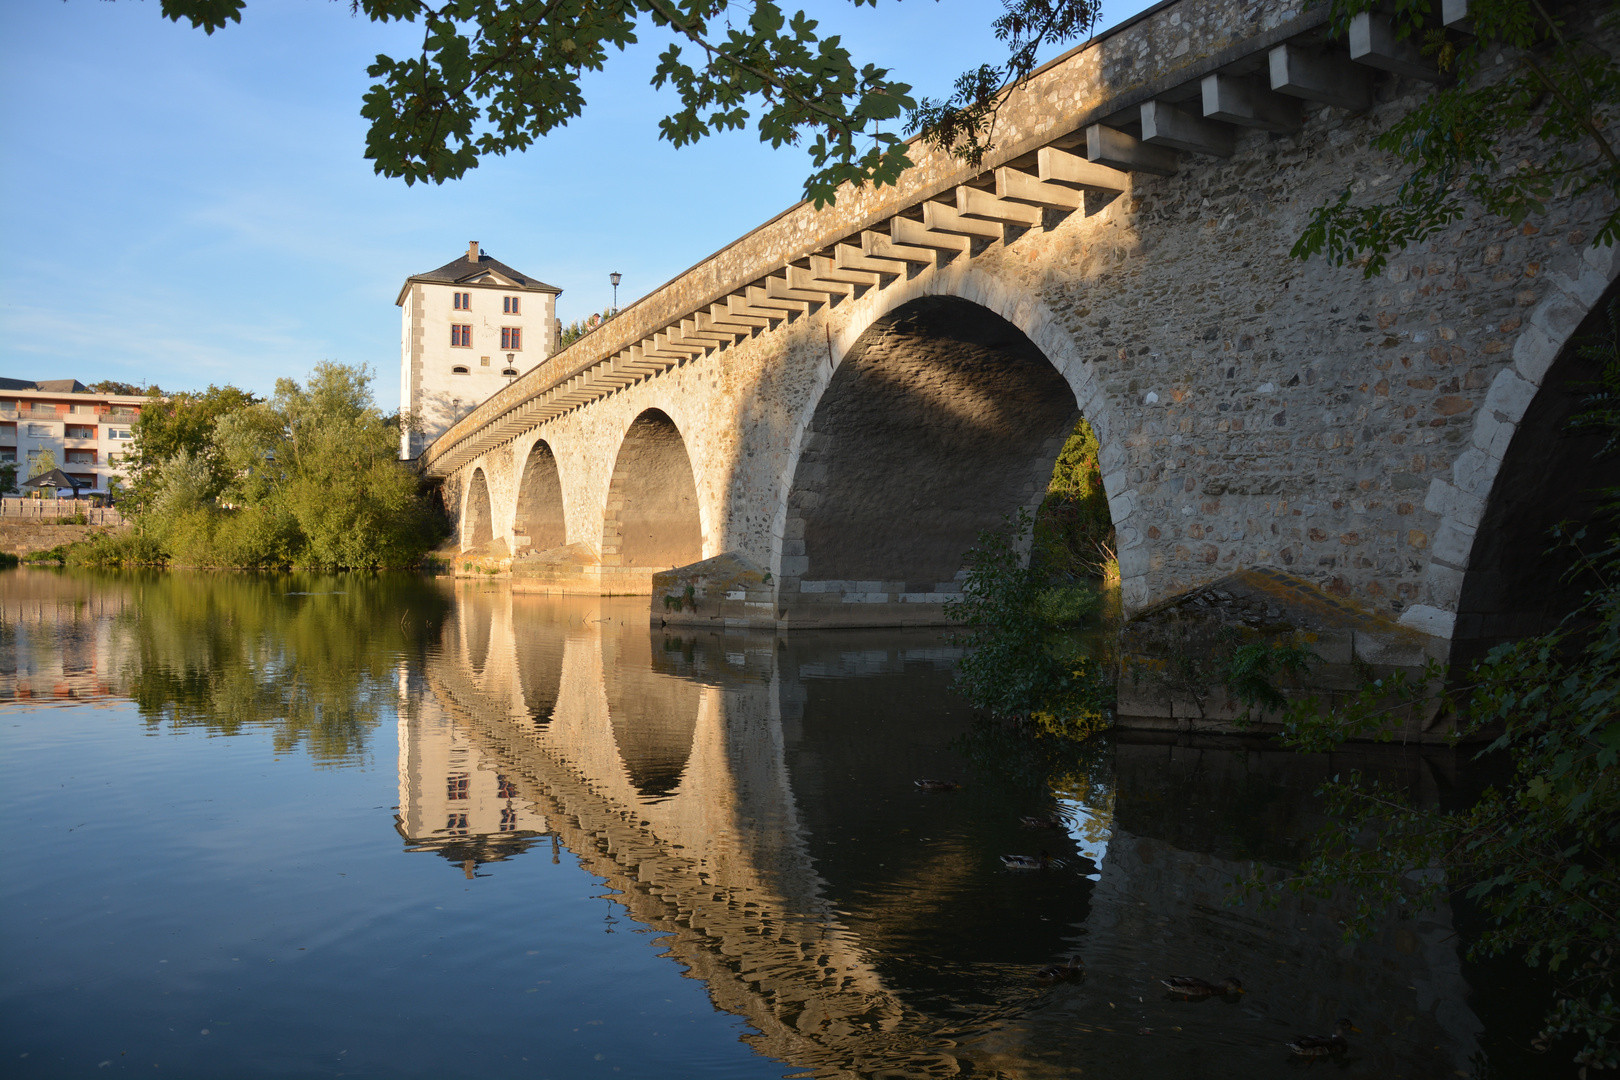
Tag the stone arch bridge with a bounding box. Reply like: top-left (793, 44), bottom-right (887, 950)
top-left (421, 0), bottom-right (1619, 694)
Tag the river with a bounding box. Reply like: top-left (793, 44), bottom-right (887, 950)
top-left (0, 569), bottom-right (1547, 1077)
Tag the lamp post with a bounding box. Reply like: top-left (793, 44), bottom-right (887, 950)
top-left (610, 272), bottom-right (621, 314)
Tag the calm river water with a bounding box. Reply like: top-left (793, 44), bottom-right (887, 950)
top-left (0, 569), bottom-right (1547, 1078)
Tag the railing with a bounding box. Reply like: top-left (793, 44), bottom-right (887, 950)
top-left (0, 407), bottom-right (62, 422)
top-left (102, 410), bottom-right (139, 424)
top-left (0, 498), bottom-right (125, 525)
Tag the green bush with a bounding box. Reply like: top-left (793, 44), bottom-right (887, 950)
top-left (1033, 419), bottom-right (1115, 581)
top-left (946, 510), bottom-right (1114, 733)
top-left (112, 362), bottom-right (446, 569)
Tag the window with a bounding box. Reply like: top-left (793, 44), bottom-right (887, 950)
top-left (500, 327), bottom-right (522, 350)
top-left (451, 365), bottom-right (470, 375)
top-left (65, 424), bottom-right (95, 440)
top-left (503, 295), bottom-right (520, 315)
top-left (450, 324), bottom-right (471, 347)
top-left (108, 428), bottom-right (132, 440)
top-left (67, 473), bottom-right (98, 489)
top-left (453, 291), bottom-right (471, 310)
top-left (27, 423), bottom-right (51, 437)
top-left (447, 773), bottom-right (469, 801)
top-left (107, 453), bottom-right (124, 465)
top-left (0, 421), bottom-right (14, 440)
top-left (65, 449), bottom-right (97, 465)
top-left (0, 449), bottom-right (14, 463)
top-left (501, 368), bottom-right (518, 378)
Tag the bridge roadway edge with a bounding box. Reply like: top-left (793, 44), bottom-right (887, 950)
top-left (423, 0), bottom-right (1620, 701)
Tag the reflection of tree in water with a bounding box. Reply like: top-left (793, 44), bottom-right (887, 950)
top-left (116, 571), bottom-right (450, 764)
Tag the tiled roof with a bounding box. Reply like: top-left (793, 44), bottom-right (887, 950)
top-left (406, 252), bottom-right (561, 293)
top-left (0, 378), bottom-right (87, 392)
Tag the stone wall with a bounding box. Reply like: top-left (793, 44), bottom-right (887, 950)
top-left (0, 521), bottom-right (117, 557)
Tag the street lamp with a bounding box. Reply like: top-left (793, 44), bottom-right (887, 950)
top-left (610, 272), bottom-right (622, 314)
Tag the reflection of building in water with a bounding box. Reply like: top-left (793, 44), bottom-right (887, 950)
top-left (412, 581), bottom-right (1488, 1079)
top-left (396, 666), bottom-right (550, 873)
top-left (0, 571), bottom-right (132, 706)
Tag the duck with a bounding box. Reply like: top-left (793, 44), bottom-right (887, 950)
top-left (1034, 956), bottom-right (1083, 982)
top-left (914, 779), bottom-right (959, 792)
top-left (1160, 976), bottom-right (1245, 998)
top-left (1020, 814), bottom-right (1066, 829)
top-left (1001, 851), bottom-right (1065, 870)
top-left (1286, 1018), bottom-right (1359, 1057)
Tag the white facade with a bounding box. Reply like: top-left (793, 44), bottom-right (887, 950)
top-left (398, 242), bottom-right (561, 459)
top-left (0, 383), bottom-right (146, 494)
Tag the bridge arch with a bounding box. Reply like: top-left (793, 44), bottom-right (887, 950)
top-left (766, 267), bottom-right (1132, 621)
top-left (774, 284), bottom-right (1111, 624)
top-left (513, 438), bottom-right (567, 554)
top-left (1408, 252), bottom-right (1620, 646)
top-left (602, 409), bottom-right (704, 571)
top-left (1436, 271), bottom-right (1620, 662)
top-left (461, 467), bottom-right (494, 552)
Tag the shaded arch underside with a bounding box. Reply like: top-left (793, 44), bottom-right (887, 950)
top-left (1453, 285), bottom-right (1620, 665)
top-left (785, 296), bottom-right (1081, 598)
top-left (462, 469), bottom-right (493, 551)
top-left (514, 441), bottom-right (567, 553)
top-left (606, 410), bottom-right (702, 570)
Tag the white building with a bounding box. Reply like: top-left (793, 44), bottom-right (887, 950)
top-left (0, 379), bottom-right (146, 495)
top-left (397, 242), bottom-right (562, 459)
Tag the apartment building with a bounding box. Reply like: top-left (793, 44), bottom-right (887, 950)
top-left (0, 379), bottom-right (147, 494)
top-left (397, 242), bottom-right (562, 459)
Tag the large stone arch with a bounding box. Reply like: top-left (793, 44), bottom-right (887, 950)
top-left (774, 290), bottom-right (1098, 627)
top-left (1405, 246), bottom-right (1620, 646)
top-left (764, 265), bottom-right (1138, 618)
top-left (513, 438), bottom-right (567, 555)
top-left (602, 409), bottom-right (703, 572)
top-left (461, 467), bottom-right (494, 552)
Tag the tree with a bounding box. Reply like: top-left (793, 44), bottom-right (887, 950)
top-left (156, 0), bottom-right (916, 208)
top-left (27, 448), bottom-right (58, 480)
top-left (0, 461), bottom-right (17, 496)
top-left (89, 380), bottom-right (159, 396)
top-left (125, 384), bottom-right (259, 515)
top-left (1292, 0), bottom-right (1620, 277)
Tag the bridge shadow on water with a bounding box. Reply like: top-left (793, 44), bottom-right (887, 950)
top-left (401, 581), bottom-right (1513, 1079)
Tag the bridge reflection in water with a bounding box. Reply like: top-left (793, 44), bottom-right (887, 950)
top-left (398, 583), bottom-right (1485, 1078)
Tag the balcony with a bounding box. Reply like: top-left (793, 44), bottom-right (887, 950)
top-left (2, 406), bottom-right (61, 421)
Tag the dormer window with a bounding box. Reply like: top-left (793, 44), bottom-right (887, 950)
top-left (452, 365), bottom-right (470, 375)
top-left (453, 292), bottom-right (471, 310)
top-left (503, 296), bottom-right (521, 315)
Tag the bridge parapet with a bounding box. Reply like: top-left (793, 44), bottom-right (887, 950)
top-left (420, 0), bottom-right (1328, 479)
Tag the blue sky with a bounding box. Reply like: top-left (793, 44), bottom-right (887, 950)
top-left (1, 0), bottom-right (1155, 410)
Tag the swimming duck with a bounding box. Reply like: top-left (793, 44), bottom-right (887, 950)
top-left (1035, 957), bottom-right (1083, 982)
top-left (914, 779), bottom-right (959, 792)
top-left (1161, 976), bottom-right (1245, 998)
top-left (1001, 851), bottom-right (1065, 869)
top-left (1020, 814), bottom-right (1066, 829)
top-left (1286, 1018), bottom-right (1359, 1056)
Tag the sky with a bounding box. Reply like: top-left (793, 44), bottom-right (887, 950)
top-left (1, 0), bottom-right (1157, 410)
